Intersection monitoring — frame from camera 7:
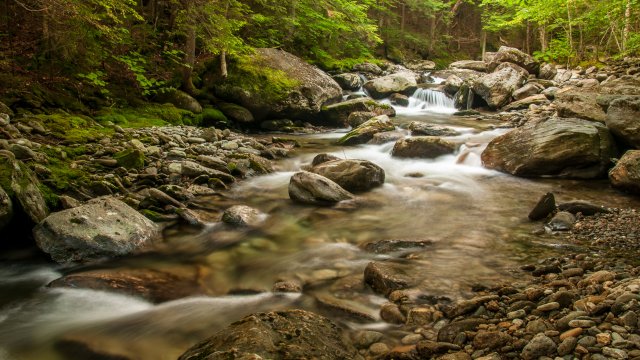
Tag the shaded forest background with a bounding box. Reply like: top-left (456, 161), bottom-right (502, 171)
top-left (1, 0), bottom-right (638, 104)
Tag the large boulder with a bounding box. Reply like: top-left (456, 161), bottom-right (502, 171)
top-left (538, 63), bottom-right (557, 80)
top-left (0, 151), bottom-right (48, 224)
top-left (472, 63), bottom-right (528, 109)
top-left (0, 186), bottom-right (12, 231)
top-left (217, 102), bottom-right (254, 123)
top-left (555, 90), bottom-right (606, 122)
top-left (33, 197), bottom-right (160, 264)
top-left (288, 171), bottom-right (354, 205)
top-left (449, 60), bottom-right (488, 72)
top-left (363, 72), bottom-right (418, 99)
top-left (605, 97), bottom-right (640, 148)
top-left (487, 46), bottom-right (540, 75)
top-left (392, 137), bottom-right (457, 159)
top-left (336, 115), bottom-right (395, 145)
top-left (310, 159), bottom-right (385, 192)
top-left (609, 150), bottom-right (640, 194)
top-left (481, 117), bottom-right (616, 179)
top-left (208, 48), bottom-right (342, 121)
top-left (321, 98), bottom-right (395, 126)
top-left (177, 310), bottom-right (358, 360)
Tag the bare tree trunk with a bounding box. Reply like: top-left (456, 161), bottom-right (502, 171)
top-left (539, 25), bottom-right (547, 52)
top-left (481, 30), bottom-right (487, 60)
top-left (182, 23), bottom-right (197, 94)
top-left (623, 0), bottom-right (632, 51)
top-left (525, 21), bottom-right (530, 54)
top-left (567, 0), bottom-right (573, 65)
top-left (220, 51), bottom-right (227, 79)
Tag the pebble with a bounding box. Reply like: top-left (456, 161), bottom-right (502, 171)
top-left (602, 347), bottom-right (629, 359)
top-left (536, 302), bottom-right (560, 312)
top-left (569, 319), bottom-right (597, 328)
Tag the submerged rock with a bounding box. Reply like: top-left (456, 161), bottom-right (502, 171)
top-left (177, 309), bottom-right (358, 360)
top-left (221, 205), bottom-right (266, 227)
top-left (310, 159), bottom-right (385, 192)
top-left (528, 192), bottom-right (556, 221)
top-left (33, 197), bottom-right (160, 264)
top-left (364, 261), bottom-right (417, 296)
top-left (481, 117), bottom-right (616, 179)
top-left (547, 211), bottom-right (576, 231)
top-left (288, 171), bottom-right (354, 205)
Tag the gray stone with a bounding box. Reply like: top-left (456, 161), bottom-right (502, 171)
top-left (222, 205), bottom-right (266, 227)
top-left (487, 46), bottom-right (540, 74)
top-left (363, 72), bottom-right (418, 99)
top-left (539, 63), bottom-right (558, 80)
top-left (502, 94), bottom-right (549, 111)
top-left (217, 102), bottom-right (254, 123)
top-left (0, 152), bottom-right (48, 224)
top-left (521, 333), bottom-right (557, 360)
top-left (156, 89), bottom-right (202, 113)
top-left (364, 261), bottom-right (417, 296)
top-left (472, 62), bottom-right (528, 109)
top-left (481, 117), bottom-right (616, 179)
top-left (557, 337), bottom-right (578, 356)
top-left (392, 137), bottom-right (457, 159)
top-left (437, 319), bottom-right (487, 343)
top-left (547, 211), bottom-right (576, 231)
top-left (450, 60), bottom-right (488, 72)
top-left (288, 171), bottom-right (354, 205)
top-left (33, 197), bottom-right (160, 264)
top-left (408, 122), bottom-right (460, 137)
top-left (323, 100), bottom-right (395, 128)
top-left (555, 91), bottom-right (606, 122)
top-left (609, 150), bottom-right (640, 194)
top-left (606, 96), bottom-right (640, 148)
top-left (310, 159), bottom-right (385, 192)
top-left (333, 73), bottom-right (362, 91)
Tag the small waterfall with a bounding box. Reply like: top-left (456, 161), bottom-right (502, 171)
top-left (406, 88), bottom-right (457, 114)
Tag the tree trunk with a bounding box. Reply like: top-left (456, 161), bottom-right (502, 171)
top-left (481, 30), bottom-right (487, 60)
top-left (181, 23), bottom-right (197, 94)
top-left (539, 25), bottom-right (547, 52)
top-left (566, 0), bottom-right (573, 65)
top-left (220, 51), bottom-right (227, 79)
top-left (623, 0), bottom-right (632, 51)
top-left (525, 21), bottom-right (530, 54)
top-left (429, 16), bottom-right (436, 54)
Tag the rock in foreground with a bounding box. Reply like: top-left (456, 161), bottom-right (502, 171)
top-left (609, 150), bottom-right (640, 194)
top-left (481, 117), bottom-right (616, 179)
top-left (310, 159), bottom-right (385, 192)
top-left (177, 309), bottom-right (358, 360)
top-left (289, 171), bottom-right (354, 205)
top-left (34, 197), bottom-right (160, 264)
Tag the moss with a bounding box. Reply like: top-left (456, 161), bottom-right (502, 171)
top-left (0, 157), bottom-right (13, 197)
top-left (224, 54), bottom-right (301, 103)
top-left (95, 104), bottom-right (196, 128)
top-left (140, 209), bottom-right (166, 222)
top-left (39, 184), bottom-right (60, 210)
top-left (196, 108), bottom-right (228, 128)
top-left (114, 149), bottom-right (145, 170)
top-left (34, 113), bottom-right (113, 143)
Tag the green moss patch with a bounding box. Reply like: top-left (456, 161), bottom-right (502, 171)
top-left (95, 103), bottom-right (196, 128)
top-left (114, 149), bottom-right (145, 170)
top-left (34, 113), bottom-right (113, 143)
top-left (224, 54), bottom-right (301, 103)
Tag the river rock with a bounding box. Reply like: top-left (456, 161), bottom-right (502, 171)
top-left (481, 117), bottom-right (616, 178)
top-left (217, 102), bottom-right (254, 123)
top-left (502, 94), bottom-right (549, 111)
top-left (609, 150), bottom-right (640, 194)
top-left (288, 171), bottom-right (354, 205)
top-left (210, 48), bottom-right (342, 122)
top-left (547, 211), bottom-right (576, 231)
top-left (48, 268), bottom-right (206, 303)
top-left (370, 131), bottom-right (405, 145)
top-left (555, 90), bottom-right (606, 122)
top-left (487, 46), bottom-right (540, 75)
top-left (222, 205), bottom-right (266, 227)
top-left (390, 93), bottom-right (410, 107)
top-left (557, 200), bottom-right (610, 215)
top-left (363, 72), bottom-right (418, 99)
top-left (364, 261), bottom-right (417, 296)
top-left (513, 83), bottom-right (542, 101)
top-left (321, 98), bottom-right (395, 126)
top-left (333, 73), bottom-right (362, 91)
top-left (539, 63), bottom-right (558, 80)
top-left (33, 197), bottom-right (160, 264)
top-left (0, 151), bottom-right (48, 224)
top-left (405, 60), bottom-right (437, 71)
top-left (354, 62), bottom-right (383, 75)
top-left (450, 60), bottom-right (488, 72)
top-left (336, 115), bottom-right (395, 145)
top-left (437, 318), bottom-right (487, 343)
top-left (521, 333), bottom-right (557, 359)
top-left (311, 153), bottom-right (342, 167)
top-left (605, 96), bottom-right (640, 148)
top-left (347, 111), bottom-right (377, 127)
top-left (392, 137), bottom-right (457, 159)
top-left (408, 122), bottom-right (460, 136)
top-left (310, 159), bottom-right (385, 192)
top-left (177, 309), bottom-right (358, 360)
top-left (528, 192), bottom-right (556, 221)
top-left (444, 75), bottom-right (464, 95)
top-left (155, 89), bottom-right (202, 114)
top-left (472, 62), bottom-right (528, 109)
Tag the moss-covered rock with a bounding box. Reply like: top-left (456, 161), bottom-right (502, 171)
top-left (205, 48), bottom-right (342, 122)
top-left (155, 89), bottom-right (203, 114)
top-left (0, 151), bottom-right (49, 224)
top-left (197, 108), bottom-right (228, 128)
top-left (0, 185), bottom-right (13, 231)
top-left (217, 102), bottom-right (254, 123)
top-left (114, 149), bottom-right (145, 170)
top-left (336, 115), bottom-right (396, 146)
top-left (321, 98), bottom-right (395, 127)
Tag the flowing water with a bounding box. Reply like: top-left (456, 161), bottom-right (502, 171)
top-left (1, 94), bottom-right (639, 360)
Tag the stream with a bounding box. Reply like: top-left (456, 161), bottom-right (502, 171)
top-left (1, 90), bottom-right (639, 360)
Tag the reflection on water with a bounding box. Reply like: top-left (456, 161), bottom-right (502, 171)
top-left (1, 110), bottom-right (639, 359)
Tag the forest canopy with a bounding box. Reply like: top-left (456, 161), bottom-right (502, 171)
top-left (0, 0), bottom-right (638, 99)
